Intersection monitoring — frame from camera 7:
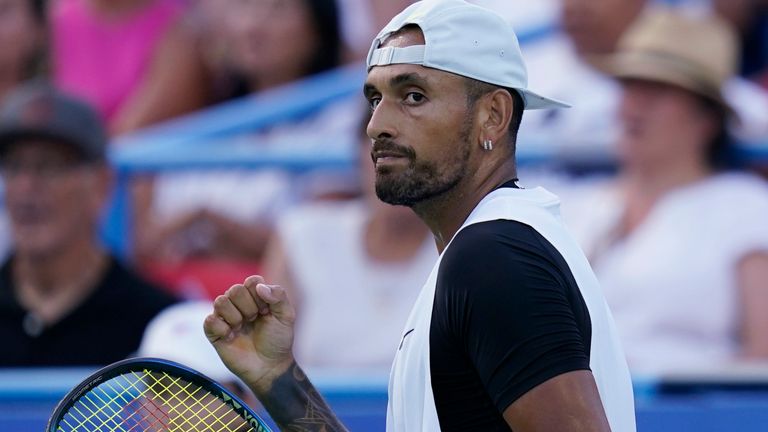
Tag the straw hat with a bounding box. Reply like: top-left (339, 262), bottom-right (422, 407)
top-left (606, 7), bottom-right (738, 111)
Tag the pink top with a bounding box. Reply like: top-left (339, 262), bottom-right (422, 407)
top-left (52, 0), bottom-right (185, 122)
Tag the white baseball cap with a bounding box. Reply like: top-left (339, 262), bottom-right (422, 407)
top-left (366, 0), bottom-right (569, 110)
top-left (138, 301), bottom-right (239, 385)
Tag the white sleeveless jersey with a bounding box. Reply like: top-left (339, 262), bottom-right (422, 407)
top-left (386, 186), bottom-right (636, 431)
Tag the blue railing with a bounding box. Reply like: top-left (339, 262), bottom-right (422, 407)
top-left (93, 20), bottom-right (766, 256)
top-left (101, 63), bottom-right (364, 256)
top-left (110, 63), bottom-right (364, 172)
top-left (5, 367), bottom-right (768, 432)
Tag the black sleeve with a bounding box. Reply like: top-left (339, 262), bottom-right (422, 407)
top-left (433, 219), bottom-right (591, 413)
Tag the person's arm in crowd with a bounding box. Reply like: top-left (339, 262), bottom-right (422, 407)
top-left (192, 210), bottom-right (273, 261)
top-left (204, 276), bottom-right (348, 432)
top-left (129, 176), bottom-right (218, 263)
top-left (111, 17), bottom-right (210, 135)
top-left (739, 251), bottom-right (768, 358)
top-left (130, 175), bottom-right (178, 262)
top-left (130, 177), bottom-right (272, 263)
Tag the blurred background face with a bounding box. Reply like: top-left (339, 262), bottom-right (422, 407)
top-left (223, 0), bottom-right (319, 85)
top-left (561, 0), bottom-right (646, 55)
top-left (0, 140), bottom-right (104, 258)
top-left (0, 0), bottom-right (41, 77)
top-left (617, 80), bottom-right (714, 168)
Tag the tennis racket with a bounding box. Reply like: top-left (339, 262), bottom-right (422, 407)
top-left (47, 357), bottom-right (272, 432)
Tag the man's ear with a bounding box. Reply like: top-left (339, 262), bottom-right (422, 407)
top-left (477, 89), bottom-right (513, 144)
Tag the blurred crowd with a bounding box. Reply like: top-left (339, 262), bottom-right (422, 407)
top-left (0, 0), bottom-right (766, 387)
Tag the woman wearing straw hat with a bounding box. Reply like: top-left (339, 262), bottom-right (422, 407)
top-left (565, 7), bottom-right (768, 374)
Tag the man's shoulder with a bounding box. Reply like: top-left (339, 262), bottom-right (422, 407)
top-left (437, 219), bottom-right (554, 293)
top-left (443, 219), bottom-right (546, 263)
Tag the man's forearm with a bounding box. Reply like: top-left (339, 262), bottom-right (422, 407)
top-left (252, 361), bottom-right (349, 432)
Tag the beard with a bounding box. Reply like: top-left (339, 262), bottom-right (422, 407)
top-left (372, 117), bottom-right (472, 207)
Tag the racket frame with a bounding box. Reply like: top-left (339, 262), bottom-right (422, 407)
top-left (46, 357), bottom-right (271, 432)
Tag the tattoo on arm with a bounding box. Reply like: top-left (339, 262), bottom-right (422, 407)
top-left (259, 362), bottom-right (349, 432)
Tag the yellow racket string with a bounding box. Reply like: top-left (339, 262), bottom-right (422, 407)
top-left (145, 372), bottom-right (216, 431)
top-left (82, 372), bottom-right (154, 432)
top-left (58, 368), bottom-right (260, 432)
top-left (109, 370), bottom-right (167, 432)
top-left (97, 377), bottom-right (151, 431)
top-left (121, 370), bottom-right (173, 432)
top-left (79, 387), bottom-right (127, 432)
top-left (146, 371), bottom-right (252, 431)
top-left (132, 370), bottom-right (209, 432)
top-left (64, 370), bottom-right (155, 432)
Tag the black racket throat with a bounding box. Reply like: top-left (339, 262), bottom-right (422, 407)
top-left (48, 357), bottom-right (271, 432)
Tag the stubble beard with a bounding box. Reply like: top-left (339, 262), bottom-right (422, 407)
top-left (374, 117), bottom-right (473, 207)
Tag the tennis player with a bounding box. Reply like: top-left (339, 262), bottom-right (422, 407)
top-left (205, 1), bottom-right (636, 431)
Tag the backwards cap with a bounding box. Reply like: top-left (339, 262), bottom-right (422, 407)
top-left (366, 0), bottom-right (569, 110)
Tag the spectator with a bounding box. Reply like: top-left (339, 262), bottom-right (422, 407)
top-left (130, 0), bottom-right (353, 299)
top-left (337, 0), bottom-right (415, 60)
top-left (503, 0), bottom-right (645, 156)
top-left (213, 0), bottom-right (342, 99)
top-left (497, 0), bottom-right (768, 157)
top-left (561, 9), bottom-right (768, 374)
top-left (262, 113), bottom-right (435, 369)
top-left (0, 83), bottom-right (177, 366)
top-left (51, 0), bottom-right (209, 134)
top-left (0, 0), bottom-right (47, 101)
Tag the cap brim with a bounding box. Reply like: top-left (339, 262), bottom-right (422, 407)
top-left (0, 127), bottom-right (102, 161)
top-left (519, 89), bottom-right (571, 110)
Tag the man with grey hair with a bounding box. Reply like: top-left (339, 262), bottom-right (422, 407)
top-left (0, 83), bottom-right (176, 366)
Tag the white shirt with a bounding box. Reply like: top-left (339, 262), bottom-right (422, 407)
top-left (562, 173), bottom-right (768, 374)
top-left (387, 186), bottom-right (636, 432)
top-left (151, 96), bottom-right (360, 225)
top-left (277, 200), bottom-right (436, 369)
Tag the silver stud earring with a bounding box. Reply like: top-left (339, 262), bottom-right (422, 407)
top-left (482, 139), bottom-right (493, 151)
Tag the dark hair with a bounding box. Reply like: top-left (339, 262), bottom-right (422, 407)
top-left (303, 0), bottom-right (342, 75)
top-left (464, 78), bottom-right (525, 152)
top-left (31, 0), bottom-right (46, 23)
top-left (223, 0), bottom-right (341, 99)
top-left (22, 0), bottom-right (48, 80)
top-left (697, 96), bottom-right (731, 169)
